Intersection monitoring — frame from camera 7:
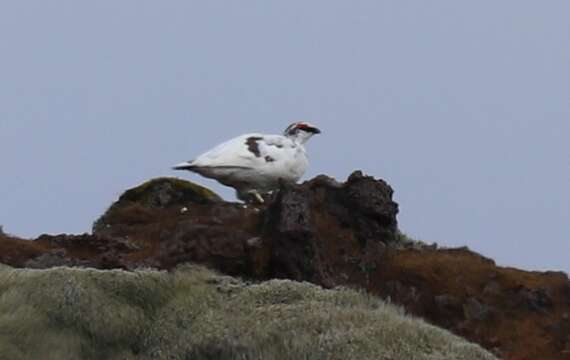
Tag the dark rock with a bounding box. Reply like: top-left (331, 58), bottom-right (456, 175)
top-left (259, 171), bottom-right (399, 286)
top-left (483, 281), bottom-right (503, 296)
top-left (312, 171), bottom-right (399, 247)
top-left (545, 315), bottom-right (570, 355)
top-left (384, 281), bottom-right (423, 308)
top-left (24, 250), bottom-right (89, 269)
top-left (245, 237), bottom-right (263, 249)
top-left (264, 183), bottom-right (319, 282)
top-left (563, 285), bottom-right (570, 305)
top-left (30, 234), bottom-right (140, 269)
top-left (513, 286), bottom-right (553, 312)
top-left (158, 222), bottom-right (250, 275)
top-left (343, 171), bottom-right (398, 229)
top-left (434, 294), bottom-right (462, 318)
top-left (463, 297), bottom-right (493, 322)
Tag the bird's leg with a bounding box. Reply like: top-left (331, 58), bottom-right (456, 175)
top-left (249, 190), bottom-right (265, 204)
top-left (237, 189), bottom-right (265, 204)
top-left (263, 190), bottom-right (276, 202)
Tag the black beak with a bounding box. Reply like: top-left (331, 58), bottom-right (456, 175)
top-left (310, 127), bottom-right (321, 134)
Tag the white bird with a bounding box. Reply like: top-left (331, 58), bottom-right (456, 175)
top-left (173, 122), bottom-right (321, 203)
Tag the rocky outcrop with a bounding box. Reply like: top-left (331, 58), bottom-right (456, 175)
top-left (0, 172), bottom-right (568, 360)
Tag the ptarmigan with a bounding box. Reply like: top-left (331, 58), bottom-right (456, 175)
top-left (173, 122), bottom-right (321, 203)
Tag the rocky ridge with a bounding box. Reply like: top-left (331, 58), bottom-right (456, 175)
top-left (1, 172), bottom-right (568, 360)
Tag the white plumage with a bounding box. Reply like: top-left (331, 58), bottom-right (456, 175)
top-left (173, 122), bottom-right (321, 202)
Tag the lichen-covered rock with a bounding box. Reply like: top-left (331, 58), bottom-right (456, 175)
top-left (0, 264), bottom-right (497, 360)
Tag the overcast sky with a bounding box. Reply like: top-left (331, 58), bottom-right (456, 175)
top-left (1, 1), bottom-right (568, 273)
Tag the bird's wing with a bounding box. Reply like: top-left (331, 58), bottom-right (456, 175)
top-left (190, 133), bottom-right (287, 168)
top-left (254, 135), bottom-right (297, 162)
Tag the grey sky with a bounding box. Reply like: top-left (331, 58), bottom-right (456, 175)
top-left (1, 2), bottom-right (568, 273)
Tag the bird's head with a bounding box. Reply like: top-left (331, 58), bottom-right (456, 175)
top-left (283, 122), bottom-right (321, 144)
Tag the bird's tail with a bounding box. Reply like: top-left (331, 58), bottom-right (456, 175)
top-left (172, 161), bottom-right (196, 171)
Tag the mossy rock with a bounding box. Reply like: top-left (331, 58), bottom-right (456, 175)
top-left (93, 178), bottom-right (221, 234)
top-left (118, 177), bottom-right (221, 207)
top-left (0, 264), bottom-right (497, 360)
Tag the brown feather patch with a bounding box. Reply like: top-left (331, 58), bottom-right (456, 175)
top-left (245, 137), bottom-right (263, 157)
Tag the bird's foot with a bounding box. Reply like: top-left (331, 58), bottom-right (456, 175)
top-left (239, 190), bottom-right (265, 204)
top-left (251, 191), bottom-right (265, 204)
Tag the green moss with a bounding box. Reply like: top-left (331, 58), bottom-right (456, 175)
top-left (93, 177), bottom-right (222, 233)
top-left (118, 177), bottom-right (221, 205)
top-left (0, 264), bottom-right (497, 360)
top-left (395, 230), bottom-right (437, 250)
